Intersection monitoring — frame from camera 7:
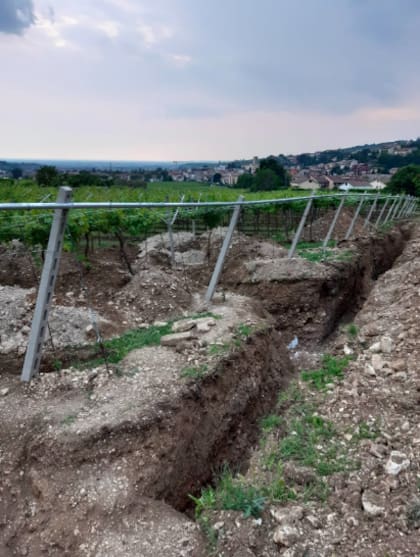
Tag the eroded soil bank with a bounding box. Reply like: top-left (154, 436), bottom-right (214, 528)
top-left (205, 223), bottom-right (420, 557)
top-left (0, 223), bottom-right (416, 556)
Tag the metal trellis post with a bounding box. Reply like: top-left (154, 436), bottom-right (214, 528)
top-left (323, 195), bottom-right (346, 249)
top-left (205, 196), bottom-right (244, 303)
top-left (288, 191), bottom-right (315, 258)
top-left (345, 194), bottom-right (366, 240)
top-left (363, 192), bottom-right (379, 230)
top-left (398, 196), bottom-right (410, 219)
top-left (389, 195), bottom-right (404, 223)
top-left (383, 197), bottom-right (398, 225)
top-left (21, 186), bottom-right (73, 382)
top-left (375, 197), bottom-right (390, 226)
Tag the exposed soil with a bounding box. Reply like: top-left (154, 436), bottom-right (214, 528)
top-left (0, 218), bottom-right (417, 556)
top-left (206, 223), bottom-right (420, 557)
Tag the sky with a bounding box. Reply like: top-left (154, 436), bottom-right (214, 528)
top-left (1, 0), bottom-right (420, 161)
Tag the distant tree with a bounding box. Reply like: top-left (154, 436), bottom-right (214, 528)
top-left (235, 173), bottom-right (254, 189)
top-left (11, 167), bottom-right (23, 179)
top-left (387, 165), bottom-right (420, 196)
top-left (257, 157), bottom-right (290, 189)
top-left (250, 169), bottom-right (281, 191)
top-left (212, 172), bottom-right (222, 184)
top-left (36, 165), bottom-right (59, 187)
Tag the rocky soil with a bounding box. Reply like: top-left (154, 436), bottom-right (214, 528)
top-left (0, 219), bottom-right (418, 556)
top-left (205, 225), bottom-right (420, 556)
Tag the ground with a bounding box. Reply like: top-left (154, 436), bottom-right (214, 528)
top-left (0, 217), bottom-right (419, 556)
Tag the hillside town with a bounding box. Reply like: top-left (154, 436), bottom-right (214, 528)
top-left (1, 138), bottom-right (420, 192)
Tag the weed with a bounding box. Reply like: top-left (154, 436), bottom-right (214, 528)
top-left (275, 412), bottom-right (355, 477)
top-left (53, 359), bottom-right (63, 371)
top-left (352, 420), bottom-right (380, 441)
top-left (191, 468), bottom-right (266, 518)
top-left (346, 323), bottom-right (358, 339)
top-left (181, 364), bottom-right (208, 379)
top-left (407, 502), bottom-right (420, 527)
top-left (277, 383), bottom-right (304, 408)
top-left (208, 342), bottom-right (230, 355)
top-left (189, 311), bottom-right (222, 321)
top-left (302, 478), bottom-right (330, 502)
top-left (86, 322), bottom-right (172, 366)
top-left (61, 414), bottom-right (77, 426)
top-left (260, 414), bottom-right (283, 432)
top-left (301, 354), bottom-right (350, 390)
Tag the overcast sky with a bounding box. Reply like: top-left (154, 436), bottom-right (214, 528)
top-left (1, 0), bottom-right (420, 161)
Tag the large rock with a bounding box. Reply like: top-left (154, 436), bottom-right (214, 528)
top-left (385, 451), bottom-right (410, 476)
top-left (161, 331), bottom-right (197, 347)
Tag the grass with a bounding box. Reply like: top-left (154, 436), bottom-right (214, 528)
top-left (181, 364), bottom-right (208, 379)
top-left (61, 414), bottom-right (77, 426)
top-left (260, 414), bottom-right (283, 432)
top-left (297, 246), bottom-right (354, 263)
top-left (301, 354), bottom-right (351, 390)
top-left (352, 420), bottom-right (380, 441)
top-left (78, 311), bottom-right (221, 368)
top-left (191, 468), bottom-right (267, 519)
top-left (346, 323), bottom-right (358, 339)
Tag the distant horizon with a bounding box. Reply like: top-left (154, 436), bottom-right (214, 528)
top-left (1, 135), bottom-right (416, 169)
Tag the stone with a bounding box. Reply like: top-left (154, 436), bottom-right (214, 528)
top-left (380, 336), bottom-right (394, 354)
top-left (391, 359), bottom-right (406, 371)
top-left (172, 319), bottom-right (196, 333)
top-left (270, 505), bottom-right (304, 525)
top-left (362, 491), bottom-right (385, 516)
top-left (371, 354), bottom-right (385, 371)
top-left (1, 387), bottom-right (9, 396)
top-left (369, 342), bottom-right (382, 353)
top-left (385, 451), bottom-right (410, 476)
top-left (195, 318), bottom-right (217, 334)
top-left (273, 524), bottom-right (300, 546)
top-left (160, 331), bottom-right (196, 347)
top-left (365, 364), bottom-right (376, 377)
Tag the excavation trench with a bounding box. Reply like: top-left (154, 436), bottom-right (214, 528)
top-left (0, 224), bottom-right (413, 556)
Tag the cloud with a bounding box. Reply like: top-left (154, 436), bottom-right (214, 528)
top-left (0, 0), bottom-right (34, 34)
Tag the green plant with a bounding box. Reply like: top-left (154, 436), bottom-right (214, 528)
top-left (181, 364), bottom-right (208, 379)
top-left (301, 354), bottom-right (350, 390)
top-left (277, 383), bottom-right (304, 408)
top-left (208, 342), bottom-right (230, 355)
top-left (85, 322), bottom-right (172, 366)
top-left (53, 359), bottom-right (63, 371)
top-left (61, 414), bottom-right (77, 426)
top-left (352, 420), bottom-right (380, 441)
top-left (277, 413), bottom-right (353, 476)
top-left (260, 414), bottom-right (283, 432)
top-left (191, 468), bottom-right (266, 518)
top-left (346, 323), bottom-right (358, 338)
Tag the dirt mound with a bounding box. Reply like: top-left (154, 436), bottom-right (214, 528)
top-left (302, 206), bottom-right (366, 242)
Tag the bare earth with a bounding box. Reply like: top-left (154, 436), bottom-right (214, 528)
top-left (0, 221), bottom-right (419, 556)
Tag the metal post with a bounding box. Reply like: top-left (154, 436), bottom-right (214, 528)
top-left (408, 199), bottom-right (417, 216)
top-left (363, 192), bottom-right (379, 229)
top-left (375, 197), bottom-right (390, 226)
top-left (21, 187), bottom-right (73, 382)
top-left (205, 196), bottom-right (243, 303)
top-left (288, 191), bottom-right (315, 258)
top-left (323, 195), bottom-right (346, 249)
top-left (398, 196), bottom-right (410, 219)
top-left (388, 195), bottom-right (403, 223)
top-left (383, 197), bottom-right (398, 225)
top-left (402, 197), bottom-right (412, 217)
top-left (345, 194), bottom-right (365, 240)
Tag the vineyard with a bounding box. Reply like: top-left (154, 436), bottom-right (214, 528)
top-left (0, 180), bottom-right (391, 254)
